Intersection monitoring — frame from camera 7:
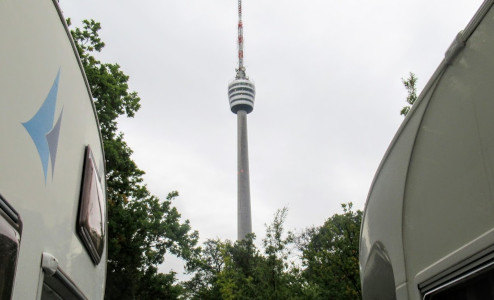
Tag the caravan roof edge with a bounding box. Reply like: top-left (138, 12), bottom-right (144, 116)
top-left (362, 0), bottom-right (494, 214)
top-left (51, 0), bottom-right (106, 175)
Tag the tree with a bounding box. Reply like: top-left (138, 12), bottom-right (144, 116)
top-left (261, 208), bottom-right (303, 300)
top-left (298, 203), bottom-right (362, 300)
top-left (185, 234), bottom-right (268, 299)
top-left (400, 72), bottom-right (418, 117)
top-left (183, 239), bottom-right (226, 299)
top-left (68, 19), bottom-right (199, 299)
top-left (185, 209), bottom-right (305, 300)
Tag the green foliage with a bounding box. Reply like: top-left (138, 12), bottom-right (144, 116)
top-left (185, 206), bottom-right (362, 300)
top-left (400, 72), bottom-right (418, 117)
top-left (68, 19), bottom-right (199, 299)
top-left (261, 208), bottom-right (302, 300)
top-left (68, 18), bottom-right (140, 140)
top-left (185, 210), bottom-right (306, 300)
top-left (298, 203), bottom-right (362, 299)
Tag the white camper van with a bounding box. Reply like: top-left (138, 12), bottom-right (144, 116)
top-left (360, 0), bottom-right (494, 299)
top-left (0, 0), bottom-right (107, 299)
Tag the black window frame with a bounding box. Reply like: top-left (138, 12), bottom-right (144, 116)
top-left (77, 146), bottom-right (105, 265)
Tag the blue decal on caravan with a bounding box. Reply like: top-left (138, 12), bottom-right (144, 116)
top-left (22, 69), bottom-right (63, 182)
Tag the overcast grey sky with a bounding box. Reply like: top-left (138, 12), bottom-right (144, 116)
top-left (60, 0), bottom-right (484, 275)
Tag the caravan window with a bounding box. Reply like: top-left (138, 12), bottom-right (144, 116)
top-left (424, 263), bottom-right (494, 299)
top-left (0, 195), bottom-right (22, 300)
top-left (77, 146), bottom-right (105, 265)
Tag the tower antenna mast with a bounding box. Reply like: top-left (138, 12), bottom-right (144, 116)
top-left (237, 0), bottom-right (245, 78)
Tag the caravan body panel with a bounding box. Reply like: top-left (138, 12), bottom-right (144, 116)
top-left (0, 0), bottom-right (106, 299)
top-left (360, 0), bottom-right (494, 298)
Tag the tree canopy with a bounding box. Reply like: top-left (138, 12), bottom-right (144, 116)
top-left (185, 206), bottom-right (362, 299)
top-left (298, 203), bottom-right (362, 299)
top-left (68, 19), bottom-right (199, 299)
top-left (184, 209), bottom-right (305, 300)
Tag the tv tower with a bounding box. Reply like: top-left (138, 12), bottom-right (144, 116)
top-left (228, 0), bottom-right (256, 240)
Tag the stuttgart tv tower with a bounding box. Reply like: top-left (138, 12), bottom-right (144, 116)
top-left (228, 0), bottom-right (256, 240)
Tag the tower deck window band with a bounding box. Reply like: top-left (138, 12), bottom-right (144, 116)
top-left (230, 99), bottom-right (254, 106)
top-left (229, 91), bottom-right (255, 97)
top-left (228, 90), bottom-right (255, 97)
top-left (0, 194), bottom-right (22, 300)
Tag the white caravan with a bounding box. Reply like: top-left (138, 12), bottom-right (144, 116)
top-left (360, 0), bottom-right (494, 299)
top-left (0, 0), bottom-right (107, 299)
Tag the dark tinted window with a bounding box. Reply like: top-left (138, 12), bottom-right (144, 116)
top-left (425, 265), bottom-right (494, 300)
top-left (0, 196), bottom-right (21, 300)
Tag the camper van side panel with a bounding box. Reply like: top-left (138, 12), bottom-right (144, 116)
top-left (403, 4), bottom-right (494, 297)
top-left (0, 1), bottom-right (106, 299)
top-left (360, 89), bottom-right (433, 299)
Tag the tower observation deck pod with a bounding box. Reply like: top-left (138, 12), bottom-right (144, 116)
top-left (228, 77), bottom-right (256, 114)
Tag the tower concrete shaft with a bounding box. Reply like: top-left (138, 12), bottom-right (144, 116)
top-left (237, 110), bottom-right (252, 240)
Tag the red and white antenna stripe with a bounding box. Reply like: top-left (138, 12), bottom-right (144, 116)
top-left (237, 0), bottom-right (244, 70)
